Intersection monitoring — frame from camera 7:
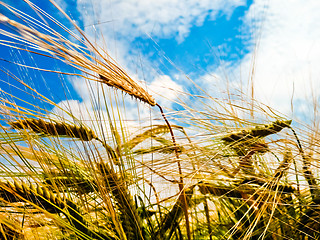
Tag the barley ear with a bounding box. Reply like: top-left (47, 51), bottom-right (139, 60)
top-left (222, 119), bottom-right (292, 143)
top-left (9, 119), bottom-right (98, 141)
top-left (0, 180), bottom-right (112, 239)
top-left (99, 74), bottom-right (156, 106)
top-left (120, 125), bottom-right (171, 151)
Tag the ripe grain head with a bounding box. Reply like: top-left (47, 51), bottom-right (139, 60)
top-left (9, 118), bottom-right (98, 141)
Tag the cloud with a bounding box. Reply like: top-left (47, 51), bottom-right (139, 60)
top-left (218, 0), bottom-right (320, 116)
top-left (148, 75), bottom-right (183, 106)
top-left (77, 0), bottom-right (246, 43)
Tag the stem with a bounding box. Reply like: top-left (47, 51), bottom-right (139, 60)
top-left (156, 103), bottom-right (191, 240)
top-left (204, 197), bottom-right (213, 240)
top-left (289, 126), bottom-right (319, 202)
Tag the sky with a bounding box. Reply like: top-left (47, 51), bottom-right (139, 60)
top-left (1, 0), bottom-right (320, 125)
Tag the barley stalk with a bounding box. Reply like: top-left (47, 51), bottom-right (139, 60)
top-left (97, 162), bottom-right (144, 239)
top-left (154, 185), bottom-right (195, 239)
top-left (289, 126), bottom-right (320, 203)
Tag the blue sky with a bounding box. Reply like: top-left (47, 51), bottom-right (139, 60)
top-left (1, 0), bottom-right (320, 123)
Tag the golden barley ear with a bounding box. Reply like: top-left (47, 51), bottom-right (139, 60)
top-left (0, 9), bottom-right (156, 107)
top-left (133, 136), bottom-right (184, 155)
top-left (120, 125), bottom-right (173, 151)
top-left (99, 73), bottom-right (156, 106)
top-left (9, 118), bottom-right (98, 141)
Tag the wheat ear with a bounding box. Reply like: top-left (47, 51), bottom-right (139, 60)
top-left (9, 118), bottom-right (98, 141)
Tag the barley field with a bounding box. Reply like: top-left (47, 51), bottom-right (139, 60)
top-left (0, 1), bottom-right (319, 239)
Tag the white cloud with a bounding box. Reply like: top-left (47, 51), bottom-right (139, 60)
top-left (77, 0), bottom-right (246, 43)
top-left (148, 75), bottom-right (183, 106)
top-left (217, 0), bottom-right (320, 116)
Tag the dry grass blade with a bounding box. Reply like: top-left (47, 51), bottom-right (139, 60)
top-left (9, 118), bottom-right (98, 141)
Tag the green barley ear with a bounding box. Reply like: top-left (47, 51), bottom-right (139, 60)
top-left (222, 119), bottom-right (292, 143)
top-left (9, 118), bottom-right (98, 141)
top-left (0, 180), bottom-right (111, 240)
